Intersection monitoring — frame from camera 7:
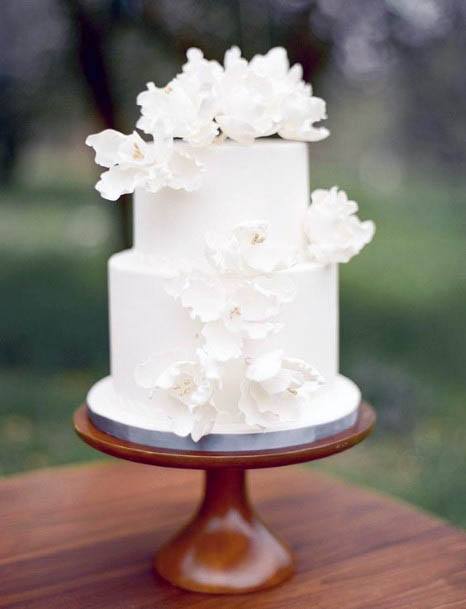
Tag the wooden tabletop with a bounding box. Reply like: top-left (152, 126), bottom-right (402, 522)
top-left (1, 462), bottom-right (465, 609)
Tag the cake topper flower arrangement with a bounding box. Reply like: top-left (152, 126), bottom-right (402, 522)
top-left (86, 46), bottom-right (329, 201)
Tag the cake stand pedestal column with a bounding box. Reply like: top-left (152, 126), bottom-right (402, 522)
top-left (74, 402), bottom-right (375, 595)
top-left (155, 468), bottom-right (292, 593)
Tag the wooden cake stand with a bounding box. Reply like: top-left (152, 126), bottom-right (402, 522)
top-left (74, 402), bottom-right (375, 595)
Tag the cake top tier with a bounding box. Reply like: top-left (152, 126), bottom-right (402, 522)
top-left (86, 46), bottom-right (329, 202)
top-left (85, 45), bottom-right (375, 269)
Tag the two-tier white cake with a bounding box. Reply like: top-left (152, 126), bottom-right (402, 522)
top-left (85, 47), bottom-right (374, 449)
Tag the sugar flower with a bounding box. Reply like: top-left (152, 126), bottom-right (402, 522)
top-left (205, 221), bottom-right (296, 275)
top-left (303, 187), bottom-right (375, 264)
top-left (134, 350), bottom-right (219, 441)
top-left (165, 221), bottom-right (297, 363)
top-left (167, 271), bottom-right (292, 362)
top-left (239, 350), bottom-right (324, 428)
top-left (201, 321), bottom-right (244, 362)
top-left (85, 129), bottom-right (201, 200)
top-left (87, 46), bottom-right (329, 200)
top-left (278, 92), bottom-right (329, 142)
top-left (136, 54), bottom-right (220, 147)
top-left (215, 47), bottom-right (275, 144)
top-left (199, 278), bottom-right (290, 361)
top-left (165, 273), bottom-right (227, 323)
top-left (216, 47), bottom-right (329, 145)
top-left (250, 47), bottom-right (329, 142)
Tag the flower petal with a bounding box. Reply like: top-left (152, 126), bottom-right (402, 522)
top-left (253, 274), bottom-right (297, 304)
top-left (167, 148), bottom-right (204, 191)
top-left (95, 166), bottom-right (142, 201)
top-left (134, 356), bottom-right (164, 389)
top-left (202, 321), bottom-right (243, 361)
top-left (85, 129), bottom-right (126, 167)
top-left (304, 187), bottom-right (375, 264)
top-left (179, 275), bottom-right (226, 323)
top-left (191, 403), bottom-right (217, 441)
top-left (246, 350), bottom-right (283, 382)
top-left (215, 115), bottom-right (257, 145)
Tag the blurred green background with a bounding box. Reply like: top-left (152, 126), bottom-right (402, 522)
top-left (1, 1), bottom-right (465, 527)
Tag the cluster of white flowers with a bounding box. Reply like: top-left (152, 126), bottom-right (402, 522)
top-left (134, 220), bottom-right (324, 440)
top-left (86, 47), bottom-right (329, 201)
top-left (167, 223), bottom-right (297, 361)
top-left (85, 130), bottom-right (202, 201)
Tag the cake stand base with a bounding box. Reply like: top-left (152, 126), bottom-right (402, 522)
top-left (74, 402), bottom-right (375, 594)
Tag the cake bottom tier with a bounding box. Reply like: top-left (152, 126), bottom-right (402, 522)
top-left (109, 251), bottom-right (339, 406)
top-left (87, 374), bottom-right (361, 451)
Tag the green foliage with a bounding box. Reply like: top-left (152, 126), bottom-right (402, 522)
top-left (0, 171), bottom-right (465, 527)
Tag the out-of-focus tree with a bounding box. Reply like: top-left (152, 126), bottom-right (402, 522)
top-left (0, 0), bottom-right (66, 183)
top-left (310, 0), bottom-right (466, 171)
top-left (0, 0), bottom-right (464, 243)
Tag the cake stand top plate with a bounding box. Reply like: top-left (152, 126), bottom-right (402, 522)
top-left (74, 402), bottom-right (375, 470)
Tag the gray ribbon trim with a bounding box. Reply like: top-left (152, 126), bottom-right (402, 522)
top-left (88, 406), bottom-right (359, 452)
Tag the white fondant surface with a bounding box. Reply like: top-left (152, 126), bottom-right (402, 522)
top-left (87, 374), bottom-right (360, 434)
top-left (133, 140), bottom-right (309, 268)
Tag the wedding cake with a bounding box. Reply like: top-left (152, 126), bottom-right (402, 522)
top-left (85, 47), bottom-right (375, 449)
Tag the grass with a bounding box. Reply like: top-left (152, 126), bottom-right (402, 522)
top-left (0, 167), bottom-right (465, 528)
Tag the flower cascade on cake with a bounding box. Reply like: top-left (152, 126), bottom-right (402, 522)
top-left (86, 47), bottom-right (329, 201)
top-left (135, 220), bottom-right (326, 440)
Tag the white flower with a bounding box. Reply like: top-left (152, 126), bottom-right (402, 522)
top-left (303, 187), bottom-right (375, 264)
top-left (165, 273), bottom-right (227, 323)
top-left (249, 47), bottom-right (301, 96)
top-left (137, 81), bottom-right (218, 148)
top-left (137, 49), bottom-right (222, 147)
top-left (164, 144), bottom-right (204, 191)
top-left (215, 47), bottom-right (276, 144)
top-left (167, 270), bottom-right (293, 361)
top-left (239, 350), bottom-right (324, 428)
top-left (200, 279), bottom-right (287, 361)
top-left (215, 46), bottom-right (329, 144)
top-left (86, 130), bottom-right (167, 201)
top-left (278, 91), bottom-right (329, 142)
top-left (135, 350), bottom-right (219, 440)
top-left (155, 359), bottom-right (214, 407)
top-left (181, 47), bottom-right (224, 91)
top-left (205, 221), bottom-right (296, 275)
top-left (167, 273), bottom-right (287, 361)
top-left (165, 222), bottom-right (298, 363)
top-left (251, 47), bottom-right (329, 142)
top-left (252, 274), bottom-right (297, 304)
top-left (219, 278), bottom-right (294, 339)
top-left (86, 129), bottom-right (202, 201)
top-left (201, 321), bottom-right (244, 362)
top-left (197, 346), bottom-right (224, 387)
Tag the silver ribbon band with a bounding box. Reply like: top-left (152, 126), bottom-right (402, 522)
top-left (88, 406), bottom-right (359, 452)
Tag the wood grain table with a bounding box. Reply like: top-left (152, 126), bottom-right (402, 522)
top-left (1, 461), bottom-right (465, 609)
